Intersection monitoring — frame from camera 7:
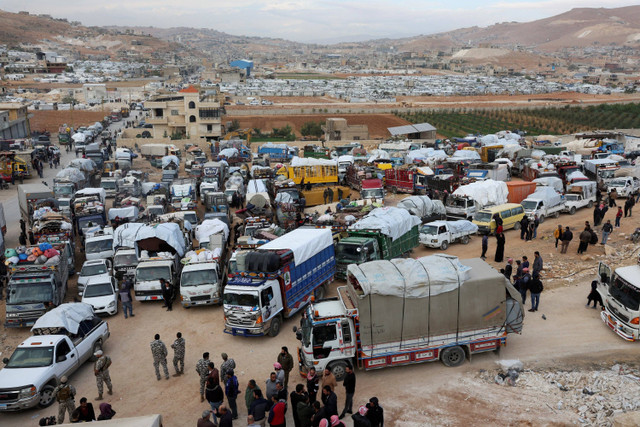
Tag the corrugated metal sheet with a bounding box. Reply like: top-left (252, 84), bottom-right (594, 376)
top-left (388, 122), bottom-right (435, 136)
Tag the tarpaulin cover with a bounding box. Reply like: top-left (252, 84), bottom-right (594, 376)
top-left (251, 165), bottom-right (272, 173)
top-left (56, 168), bottom-right (85, 183)
top-left (405, 148), bottom-right (447, 164)
top-left (451, 150), bottom-right (481, 160)
top-left (161, 155), bottom-right (180, 168)
top-left (129, 222), bottom-right (186, 256)
top-left (378, 142), bottom-right (415, 151)
top-left (347, 254), bottom-right (471, 298)
top-left (422, 220), bottom-right (479, 235)
top-left (113, 223), bottom-right (145, 249)
top-left (31, 303), bottom-right (95, 334)
top-left (246, 179), bottom-right (268, 194)
top-left (452, 180), bottom-right (508, 207)
top-left (416, 166), bottom-right (434, 175)
top-left (72, 133), bottom-right (86, 143)
top-left (526, 186), bottom-right (562, 207)
top-left (171, 184), bottom-right (192, 197)
top-left (337, 155), bottom-right (354, 164)
top-left (67, 158), bottom-right (96, 172)
top-left (566, 171), bottom-right (588, 183)
top-left (195, 219), bottom-right (229, 242)
top-left (533, 176), bottom-right (564, 193)
top-left (349, 207), bottom-right (421, 241)
top-left (367, 150), bottom-right (391, 163)
top-left (260, 142), bottom-right (291, 149)
top-left (108, 206), bottom-right (139, 220)
top-left (258, 228), bottom-right (333, 265)
top-left (226, 175), bottom-right (244, 188)
top-left (75, 187), bottom-right (106, 203)
top-left (275, 192), bottom-right (295, 204)
top-left (397, 195), bottom-right (445, 218)
top-left (498, 145), bottom-right (524, 158)
top-left (219, 148), bottom-right (238, 158)
top-left (291, 156), bottom-right (337, 167)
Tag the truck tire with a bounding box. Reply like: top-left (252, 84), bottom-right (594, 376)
top-left (38, 384), bottom-right (56, 408)
top-left (440, 346), bottom-right (466, 367)
top-left (90, 340), bottom-right (103, 362)
top-left (587, 200), bottom-right (594, 208)
top-left (315, 284), bottom-right (327, 300)
top-left (268, 315), bottom-right (282, 337)
top-left (569, 206), bottom-right (576, 215)
top-left (461, 235), bottom-right (470, 245)
top-left (554, 211), bottom-right (560, 219)
top-left (538, 215), bottom-right (545, 224)
top-left (329, 361), bottom-right (348, 382)
top-left (440, 241), bottom-right (449, 250)
top-left (513, 222), bottom-right (521, 230)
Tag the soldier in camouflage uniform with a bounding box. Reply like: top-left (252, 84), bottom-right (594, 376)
top-left (196, 352), bottom-right (211, 402)
top-left (150, 333), bottom-right (170, 380)
top-left (220, 353), bottom-right (236, 382)
top-left (171, 332), bottom-right (186, 376)
top-left (93, 350), bottom-right (113, 400)
top-left (52, 376), bottom-right (76, 424)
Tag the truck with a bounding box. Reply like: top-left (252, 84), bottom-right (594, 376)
top-left (18, 184), bottom-right (55, 227)
top-left (257, 143), bottom-right (296, 162)
top-left (54, 168), bottom-right (86, 200)
top-left (506, 181), bottom-right (536, 204)
top-left (446, 180), bottom-right (508, 221)
top-left (359, 179), bottom-right (385, 204)
top-left (521, 187), bottom-right (565, 222)
top-left (170, 179), bottom-right (196, 211)
top-left (419, 220), bottom-right (478, 250)
top-left (295, 255), bottom-right (524, 379)
top-left (584, 158), bottom-right (619, 190)
top-left (84, 143), bottom-right (105, 171)
top-left (597, 260), bottom-right (640, 342)
top-left (141, 144), bottom-right (181, 159)
top-left (84, 227), bottom-right (115, 262)
top-left (72, 188), bottom-right (107, 234)
top-left (384, 168), bottom-right (429, 195)
top-left (463, 162), bottom-right (509, 184)
top-left (223, 228), bottom-right (336, 337)
top-left (607, 176), bottom-right (640, 198)
top-left (563, 181), bottom-right (597, 215)
top-left (4, 244), bottom-right (70, 328)
top-left (396, 195), bottom-right (446, 223)
top-left (334, 207), bottom-right (420, 279)
top-left (0, 303), bottom-right (110, 411)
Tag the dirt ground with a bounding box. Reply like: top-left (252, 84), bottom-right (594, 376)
top-left (29, 110), bottom-right (110, 133)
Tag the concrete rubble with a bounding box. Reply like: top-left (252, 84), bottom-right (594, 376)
top-left (483, 363), bottom-right (640, 426)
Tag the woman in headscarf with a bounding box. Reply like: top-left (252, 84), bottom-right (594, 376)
top-left (97, 402), bottom-right (116, 420)
top-left (494, 232), bottom-right (505, 263)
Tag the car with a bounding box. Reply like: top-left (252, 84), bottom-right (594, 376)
top-left (81, 276), bottom-right (119, 316)
top-left (77, 259), bottom-right (112, 296)
top-left (249, 100), bottom-right (260, 106)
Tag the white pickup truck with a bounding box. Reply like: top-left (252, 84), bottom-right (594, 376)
top-left (419, 220), bottom-right (478, 250)
top-left (607, 176), bottom-right (640, 198)
top-left (0, 303), bottom-right (109, 411)
top-left (563, 181), bottom-right (597, 215)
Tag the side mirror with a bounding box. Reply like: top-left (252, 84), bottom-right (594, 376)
top-left (292, 326), bottom-right (298, 333)
top-left (2, 357), bottom-right (9, 364)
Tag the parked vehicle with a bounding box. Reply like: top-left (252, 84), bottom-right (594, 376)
top-left (0, 303), bottom-right (110, 410)
top-left (77, 259), bottom-right (112, 296)
top-left (584, 158), bottom-right (619, 190)
top-left (384, 168), bottom-right (429, 194)
top-left (18, 184), bottom-right (54, 227)
top-left (607, 176), bottom-right (640, 198)
top-left (446, 180), bottom-right (508, 221)
top-left (257, 143), bottom-right (296, 162)
top-left (506, 181), bottom-right (536, 204)
top-left (472, 203), bottom-right (525, 234)
top-left (334, 207), bottom-right (420, 279)
top-left (113, 247), bottom-right (138, 280)
top-left (419, 220), bottom-right (478, 250)
top-left (295, 256), bottom-right (523, 379)
top-left (84, 227), bottom-right (115, 262)
top-left (597, 260), bottom-right (640, 341)
top-left (81, 276), bottom-right (119, 316)
top-left (73, 188), bottom-right (107, 234)
top-left (223, 228), bottom-right (335, 337)
top-left (563, 181), bottom-right (597, 215)
top-left (359, 179), bottom-right (385, 204)
top-left (521, 187), bottom-right (565, 222)
top-left (396, 195), bottom-right (446, 223)
top-left (5, 245), bottom-right (69, 328)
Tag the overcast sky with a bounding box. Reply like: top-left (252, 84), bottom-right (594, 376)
top-left (3, 0), bottom-right (639, 43)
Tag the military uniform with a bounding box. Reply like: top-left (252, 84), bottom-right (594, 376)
top-left (220, 358), bottom-right (236, 381)
top-left (277, 352), bottom-right (294, 389)
top-left (94, 355), bottom-right (113, 399)
top-left (196, 357), bottom-right (209, 396)
top-left (171, 337), bottom-right (186, 375)
top-left (52, 383), bottom-right (76, 424)
top-left (150, 339), bottom-right (169, 380)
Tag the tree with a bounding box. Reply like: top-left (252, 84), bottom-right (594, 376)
top-left (227, 119), bottom-right (240, 132)
top-left (61, 96), bottom-right (77, 105)
top-left (300, 121), bottom-right (323, 138)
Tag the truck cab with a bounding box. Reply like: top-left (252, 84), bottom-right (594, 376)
top-left (607, 177), bottom-right (640, 198)
top-left (134, 256), bottom-right (179, 301)
top-left (113, 248), bottom-right (138, 280)
top-left (335, 236), bottom-right (380, 277)
top-left (100, 178), bottom-right (118, 198)
top-left (360, 179), bottom-right (385, 204)
top-left (598, 261), bottom-right (640, 342)
top-left (446, 196), bottom-right (477, 220)
top-left (223, 277), bottom-right (284, 336)
top-left (85, 228), bottom-right (114, 262)
top-left (180, 261), bottom-right (224, 307)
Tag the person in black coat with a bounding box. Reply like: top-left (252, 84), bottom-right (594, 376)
top-left (290, 385), bottom-right (309, 427)
top-left (587, 280), bottom-right (604, 309)
top-left (366, 397), bottom-right (384, 427)
top-left (494, 232), bottom-right (505, 263)
top-left (160, 278), bottom-right (173, 311)
top-left (321, 386), bottom-right (338, 417)
top-left (503, 259), bottom-right (513, 283)
top-left (339, 365), bottom-right (356, 419)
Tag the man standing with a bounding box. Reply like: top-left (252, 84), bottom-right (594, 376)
top-left (560, 226), bottom-right (573, 254)
top-left (249, 389), bottom-right (270, 427)
top-left (93, 350), bottom-right (113, 400)
top-left (601, 220), bottom-right (613, 245)
top-left (528, 272), bottom-right (543, 313)
top-left (519, 216), bottom-right (529, 240)
top-left (519, 268), bottom-right (531, 305)
top-left (198, 410), bottom-right (216, 427)
top-left (615, 206), bottom-right (623, 227)
top-left (196, 352), bottom-right (211, 402)
top-left (480, 233), bottom-right (488, 259)
top-left (339, 365), bottom-right (356, 419)
top-left (277, 346), bottom-right (294, 389)
top-left (265, 372), bottom-right (278, 401)
top-left (366, 397), bottom-right (384, 427)
top-left (625, 195), bottom-right (635, 217)
top-left (268, 395), bottom-right (287, 427)
top-left (150, 334), bottom-right (169, 381)
top-left (532, 251), bottom-right (543, 277)
top-left (503, 259), bottom-right (513, 283)
top-left (321, 368), bottom-right (337, 392)
top-left (119, 278), bottom-right (134, 319)
top-left (160, 278), bottom-right (173, 311)
top-left (290, 384), bottom-right (309, 427)
top-left (225, 369), bottom-right (239, 420)
top-left (553, 225), bottom-right (562, 249)
top-left (321, 385), bottom-right (338, 417)
top-left (307, 367), bottom-right (320, 403)
top-left (245, 379), bottom-right (261, 413)
top-left (220, 353), bottom-right (236, 380)
top-left (53, 376), bottom-right (76, 424)
top-left (578, 226), bottom-right (591, 254)
top-left (171, 332), bottom-right (185, 376)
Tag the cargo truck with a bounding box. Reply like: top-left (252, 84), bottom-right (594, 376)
top-left (521, 187), bottom-right (565, 222)
top-left (4, 245), bottom-right (69, 328)
top-left (18, 184), bottom-right (55, 226)
top-left (334, 207), bottom-right (420, 279)
top-left (597, 260), bottom-right (640, 342)
top-left (223, 228), bottom-right (335, 337)
top-left (584, 158), bottom-right (619, 190)
top-left (563, 181), bottom-right (597, 215)
top-left (295, 256), bottom-right (524, 380)
top-left (419, 220), bottom-right (478, 250)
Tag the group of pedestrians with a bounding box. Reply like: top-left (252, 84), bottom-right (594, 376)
top-left (519, 214), bottom-right (539, 241)
top-left (502, 252), bottom-right (544, 312)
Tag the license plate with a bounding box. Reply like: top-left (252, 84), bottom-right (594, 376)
top-left (195, 301), bottom-right (207, 305)
top-left (233, 329), bottom-right (242, 335)
top-left (0, 404), bottom-right (8, 409)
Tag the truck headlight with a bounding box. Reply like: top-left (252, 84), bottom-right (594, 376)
top-left (19, 386), bottom-right (36, 399)
top-left (7, 312), bottom-right (18, 318)
top-left (108, 301), bottom-right (116, 308)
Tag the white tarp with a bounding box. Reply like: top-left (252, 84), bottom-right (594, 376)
top-left (367, 150), bottom-right (391, 163)
top-left (406, 148), bottom-right (447, 164)
top-left (226, 175), bottom-right (245, 189)
top-left (378, 142), bottom-right (415, 151)
top-left (195, 219), bottom-right (229, 242)
top-left (133, 222), bottom-right (187, 257)
top-left (260, 142), bottom-right (290, 149)
top-left (259, 228), bottom-right (333, 265)
top-left (75, 187), bottom-right (106, 203)
top-left (452, 180), bottom-right (508, 207)
top-left (291, 156), bottom-right (337, 167)
top-left (451, 150), bottom-right (481, 161)
top-left (31, 303), bottom-right (95, 334)
top-left (349, 207), bottom-right (421, 241)
top-left (533, 176), bottom-right (564, 193)
top-left (246, 179), bottom-right (268, 194)
top-left (113, 222), bottom-right (145, 249)
top-left (416, 166), bottom-right (434, 176)
top-left (567, 181), bottom-right (597, 197)
top-left (422, 220), bottom-right (478, 235)
top-left (72, 133), bottom-right (86, 143)
top-left (219, 148), bottom-right (239, 158)
top-left (347, 254), bottom-right (471, 298)
top-left (397, 195), bottom-right (445, 218)
top-left (526, 186), bottom-right (562, 207)
top-left (498, 145), bottom-right (524, 158)
top-left (337, 155), bottom-right (354, 164)
top-left (108, 206), bottom-right (139, 221)
top-left (275, 192), bottom-right (295, 204)
top-left (56, 168), bottom-right (85, 183)
top-left (566, 171), bottom-right (588, 183)
top-left (161, 155), bottom-right (180, 168)
top-left (67, 158), bottom-right (96, 172)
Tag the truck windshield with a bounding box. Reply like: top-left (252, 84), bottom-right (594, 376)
top-left (86, 239), bottom-right (113, 253)
top-left (78, 217), bottom-right (105, 230)
top-left (223, 292), bottom-right (259, 307)
top-left (473, 212), bottom-right (492, 222)
top-left (521, 200), bottom-right (539, 211)
top-left (184, 213), bottom-right (198, 226)
top-left (609, 276), bottom-right (640, 311)
top-left (564, 194), bottom-right (579, 201)
top-left (8, 283), bottom-right (52, 304)
top-left (54, 185), bottom-right (74, 196)
top-left (361, 189), bottom-right (384, 199)
top-left (182, 270), bottom-right (217, 287)
top-left (421, 225), bottom-right (439, 235)
top-left (609, 180), bottom-right (626, 187)
top-left (101, 181), bottom-right (116, 189)
top-left (335, 243), bottom-right (365, 263)
top-left (81, 263), bottom-right (108, 276)
top-left (136, 266), bottom-right (171, 282)
top-left (447, 198), bottom-right (468, 208)
top-left (115, 253), bottom-right (138, 267)
top-left (6, 347), bottom-right (53, 368)
top-left (84, 282), bottom-right (113, 298)
top-left (599, 170), bottom-right (616, 179)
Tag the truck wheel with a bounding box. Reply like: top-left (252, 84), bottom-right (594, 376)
top-left (391, 187), bottom-right (397, 194)
top-left (315, 284), bottom-right (327, 300)
top-left (440, 241), bottom-right (449, 250)
top-left (587, 201), bottom-right (594, 208)
top-left (440, 346), bottom-right (466, 367)
top-left (268, 315), bottom-right (282, 337)
top-left (38, 384), bottom-right (56, 408)
top-left (90, 340), bottom-right (103, 362)
top-left (513, 222), bottom-right (521, 230)
top-left (538, 215), bottom-right (545, 224)
top-left (569, 206), bottom-right (576, 215)
top-left (461, 235), bottom-right (470, 245)
top-left (554, 212), bottom-right (560, 219)
top-left (329, 361), bottom-right (348, 382)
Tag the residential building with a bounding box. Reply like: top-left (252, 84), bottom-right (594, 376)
top-left (0, 102), bottom-right (31, 139)
top-left (323, 118), bottom-right (369, 141)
